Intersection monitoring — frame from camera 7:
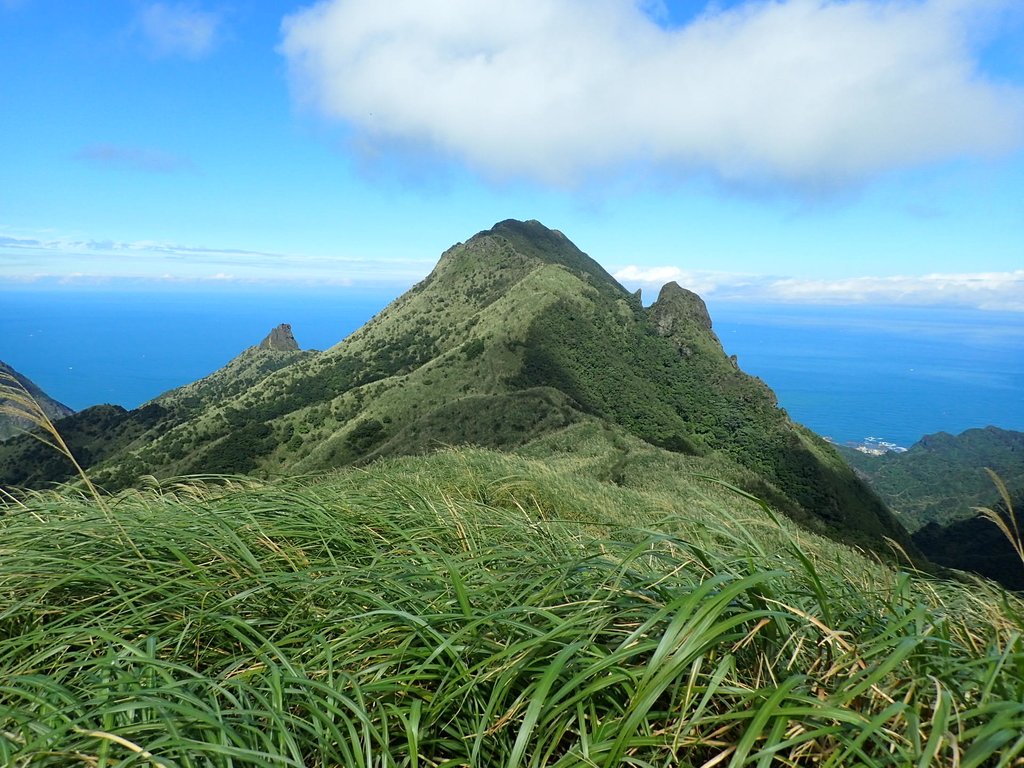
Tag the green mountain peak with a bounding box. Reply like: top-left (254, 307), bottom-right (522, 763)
top-left (651, 281), bottom-right (714, 332)
top-left (0, 220), bottom-right (920, 563)
top-left (428, 218), bottom-right (627, 300)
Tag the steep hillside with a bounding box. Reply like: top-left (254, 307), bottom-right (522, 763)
top-left (912, 491), bottom-right (1024, 591)
top-left (0, 403), bottom-right (165, 489)
top-left (151, 324), bottom-right (314, 415)
top-left (3, 220), bottom-right (915, 558)
top-left (0, 361), bottom-right (74, 440)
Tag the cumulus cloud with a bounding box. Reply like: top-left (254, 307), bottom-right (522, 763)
top-left (135, 2), bottom-right (220, 59)
top-left (613, 265), bottom-right (1024, 310)
top-left (279, 0), bottom-right (1024, 188)
top-left (76, 143), bottom-right (195, 173)
top-left (613, 265), bottom-right (746, 296)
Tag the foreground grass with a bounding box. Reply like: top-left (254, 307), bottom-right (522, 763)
top-left (2, 449), bottom-right (1023, 767)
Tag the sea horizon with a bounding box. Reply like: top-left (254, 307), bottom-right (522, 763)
top-left (3, 286), bottom-right (1022, 450)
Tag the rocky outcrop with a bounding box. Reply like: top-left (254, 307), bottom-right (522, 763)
top-left (649, 282), bottom-right (714, 334)
top-left (259, 324), bottom-right (300, 352)
top-left (647, 282), bottom-right (721, 358)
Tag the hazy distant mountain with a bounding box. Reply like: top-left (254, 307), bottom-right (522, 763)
top-left (838, 427), bottom-right (1024, 531)
top-left (839, 427), bottom-right (1024, 589)
top-left (0, 220), bottom-right (917, 559)
top-left (0, 361), bottom-right (74, 441)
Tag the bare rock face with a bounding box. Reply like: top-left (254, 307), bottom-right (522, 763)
top-left (259, 324), bottom-right (300, 352)
top-left (648, 282), bottom-right (713, 335)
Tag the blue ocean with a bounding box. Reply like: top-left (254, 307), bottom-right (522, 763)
top-left (709, 301), bottom-right (1024, 447)
top-left (3, 288), bottom-right (1022, 449)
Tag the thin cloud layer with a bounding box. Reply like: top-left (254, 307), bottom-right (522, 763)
top-left (0, 233), bottom-right (434, 284)
top-left (75, 143), bottom-right (194, 173)
top-left (136, 2), bottom-right (220, 59)
top-left (614, 265), bottom-right (1024, 310)
top-left (280, 0), bottom-right (1024, 188)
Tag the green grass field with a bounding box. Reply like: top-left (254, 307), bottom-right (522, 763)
top-left (2, 447), bottom-right (1022, 767)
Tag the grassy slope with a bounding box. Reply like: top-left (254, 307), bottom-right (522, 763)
top-left (2, 445), bottom-right (1022, 766)
top-left (512, 273), bottom-right (912, 556)
top-left (151, 345), bottom-right (315, 414)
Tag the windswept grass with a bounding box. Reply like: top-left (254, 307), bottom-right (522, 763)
top-left (2, 449), bottom-right (1023, 766)
top-left (0, 370), bottom-right (100, 505)
top-left (976, 468), bottom-right (1024, 570)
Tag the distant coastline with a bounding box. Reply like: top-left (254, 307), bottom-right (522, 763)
top-left (823, 436), bottom-right (909, 455)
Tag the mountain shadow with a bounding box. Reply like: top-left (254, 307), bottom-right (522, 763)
top-left (912, 494), bottom-right (1024, 591)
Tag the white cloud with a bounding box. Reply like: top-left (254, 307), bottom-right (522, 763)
top-left (765, 271), bottom-right (1024, 310)
top-left (614, 265), bottom-right (684, 284)
top-left (613, 265), bottom-right (1024, 310)
top-left (280, 0), bottom-right (1024, 188)
top-left (613, 265), bottom-right (742, 296)
top-left (136, 2), bottom-right (220, 59)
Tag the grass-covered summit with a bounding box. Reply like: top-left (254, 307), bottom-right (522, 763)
top-left (2, 219), bottom-right (912, 556)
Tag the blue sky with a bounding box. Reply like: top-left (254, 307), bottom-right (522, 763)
top-left (2, 0), bottom-right (1023, 309)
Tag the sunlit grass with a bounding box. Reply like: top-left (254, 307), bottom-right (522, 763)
top-left (2, 449), bottom-right (1023, 767)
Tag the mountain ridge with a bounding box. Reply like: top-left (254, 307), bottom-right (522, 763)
top-left (0, 361), bottom-right (75, 441)
top-left (0, 219), bottom-right (918, 560)
top-left (0, 330), bottom-right (314, 487)
top-left (838, 425), bottom-right (1024, 531)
